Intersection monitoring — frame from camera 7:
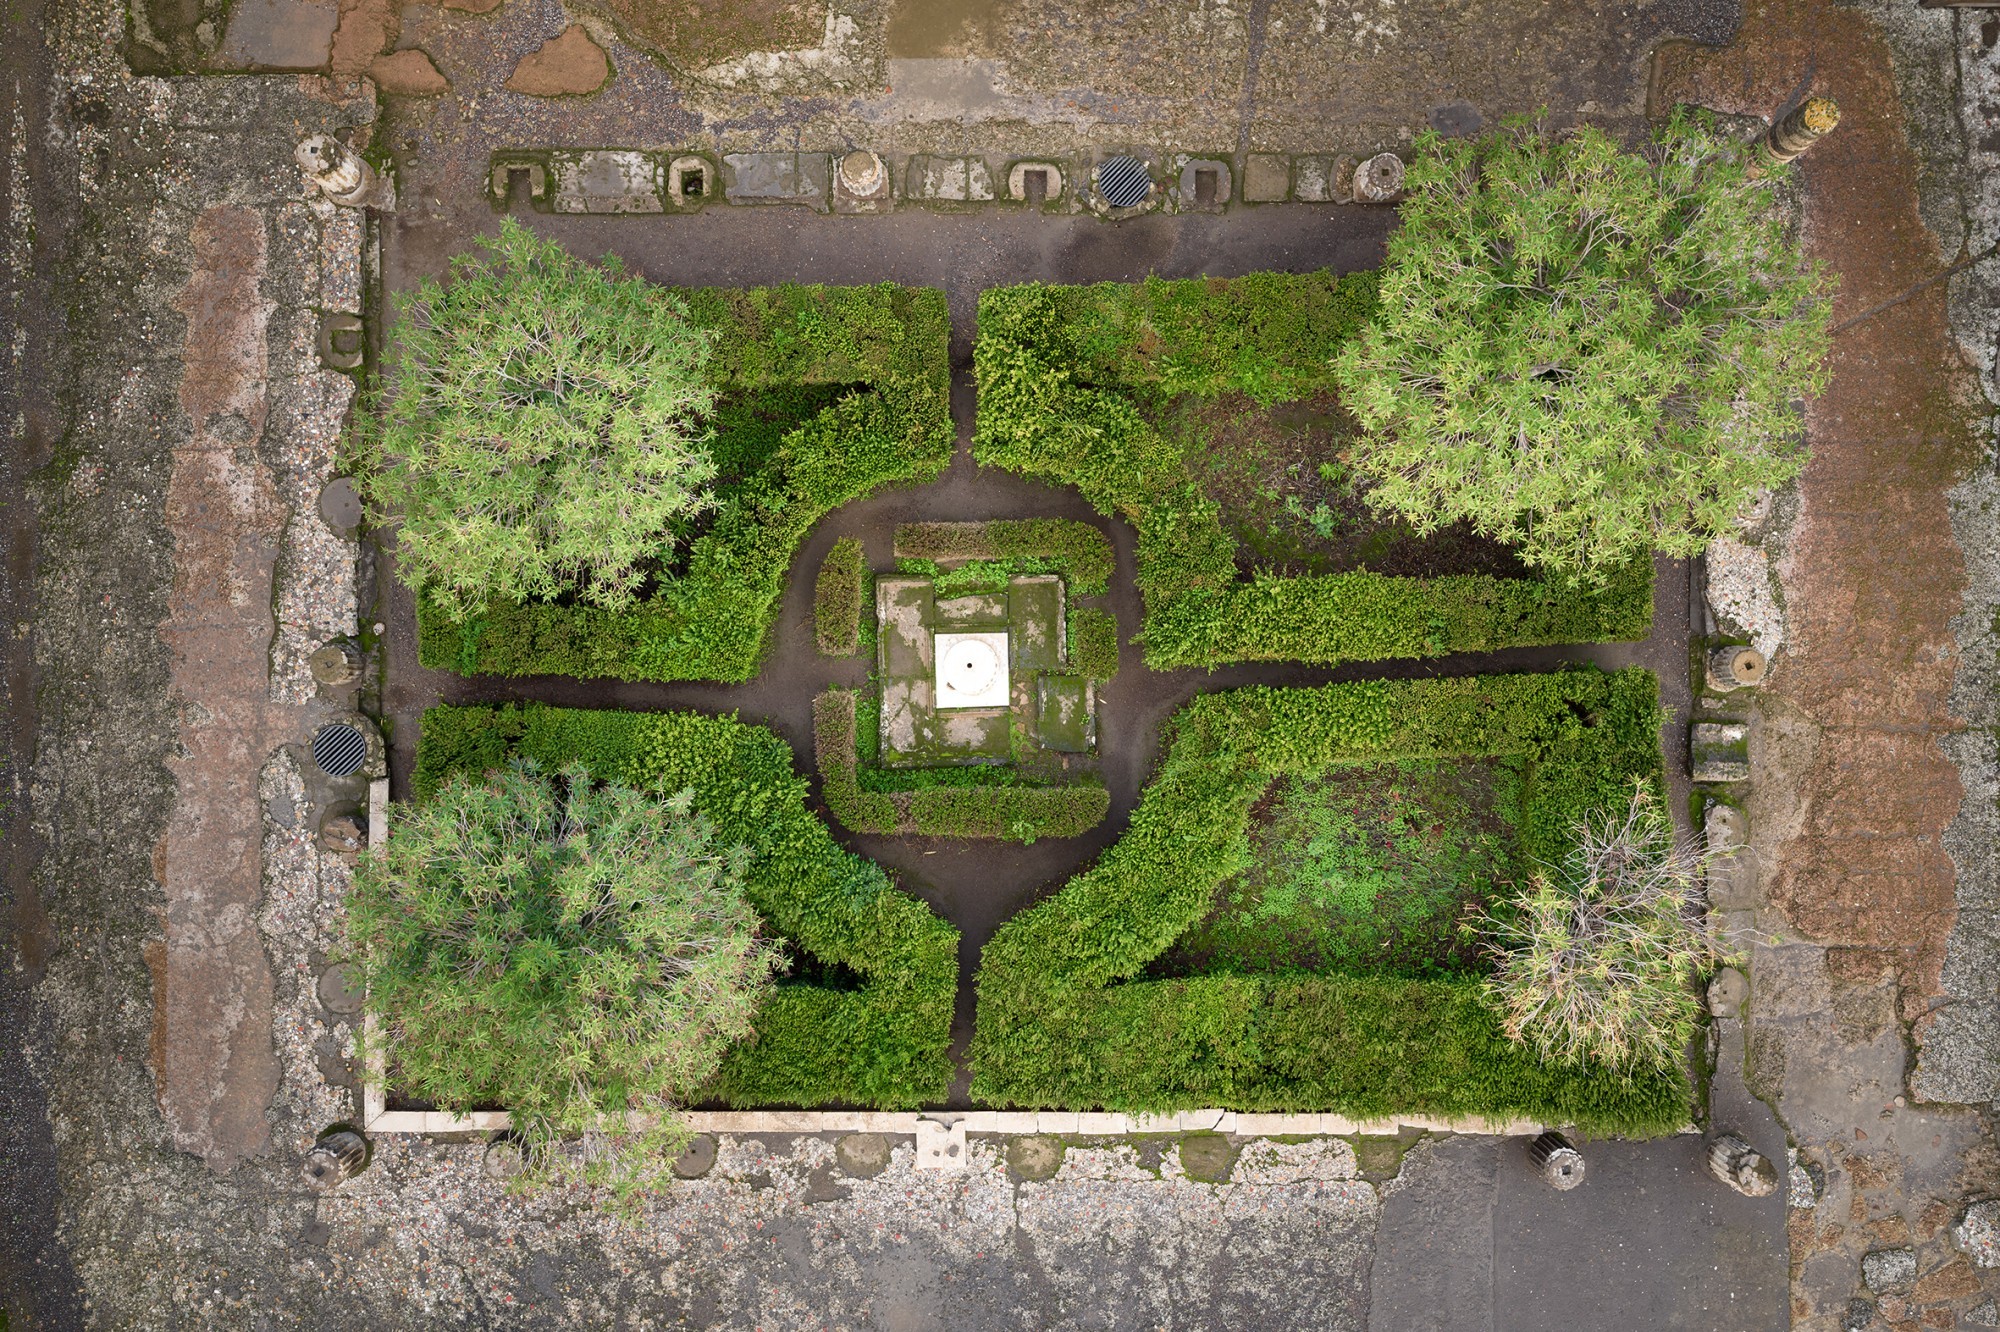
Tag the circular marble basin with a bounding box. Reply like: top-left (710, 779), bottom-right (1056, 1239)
top-left (940, 637), bottom-right (1003, 701)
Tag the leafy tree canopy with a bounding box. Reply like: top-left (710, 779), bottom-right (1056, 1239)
top-left (1333, 109), bottom-right (1832, 577)
top-left (363, 219), bottom-right (719, 615)
top-left (345, 762), bottom-right (780, 1188)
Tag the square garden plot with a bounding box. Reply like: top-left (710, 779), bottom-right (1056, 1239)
top-left (416, 282), bottom-right (952, 684)
top-left (969, 667), bottom-right (1694, 1135)
top-left (972, 271), bottom-right (1654, 669)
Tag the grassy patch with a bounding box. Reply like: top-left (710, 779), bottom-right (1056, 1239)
top-left (1156, 758), bottom-right (1526, 979)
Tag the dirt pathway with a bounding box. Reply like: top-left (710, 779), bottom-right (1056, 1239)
top-left (1656, 5), bottom-right (2000, 1327)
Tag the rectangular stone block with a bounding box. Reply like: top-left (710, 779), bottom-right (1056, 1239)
top-left (1691, 721), bottom-right (1751, 783)
top-left (1129, 1113), bottom-right (1179, 1134)
top-left (1035, 1111), bottom-right (1080, 1135)
top-left (847, 1111), bottom-right (921, 1134)
top-left (549, 151), bottom-right (665, 214)
top-left (1177, 1108), bottom-right (1228, 1132)
top-left (957, 1111), bottom-right (1001, 1133)
top-left (1008, 575), bottom-right (1064, 670)
top-left (936, 591), bottom-right (1010, 628)
top-left (992, 1112), bottom-right (1040, 1134)
top-left (1075, 1112), bottom-right (1129, 1136)
top-left (1243, 153), bottom-right (1290, 202)
top-left (723, 152), bottom-right (831, 209)
top-left (876, 576), bottom-right (935, 679)
top-left (915, 1119), bottom-right (969, 1170)
top-left (906, 155), bottom-right (996, 202)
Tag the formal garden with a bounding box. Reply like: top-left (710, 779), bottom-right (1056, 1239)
top-left (343, 109), bottom-right (1831, 1186)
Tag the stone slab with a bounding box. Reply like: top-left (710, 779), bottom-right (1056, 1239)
top-left (215, 0), bottom-right (338, 70)
top-left (878, 677), bottom-right (932, 764)
top-left (549, 151), bottom-right (664, 214)
top-left (723, 152), bottom-right (831, 209)
top-left (914, 1119), bottom-right (968, 1170)
top-left (935, 591), bottom-right (1010, 628)
top-left (1037, 674), bottom-right (1092, 752)
top-left (935, 706), bottom-right (1012, 760)
top-left (1293, 154), bottom-right (1353, 202)
top-left (1243, 152), bottom-right (1291, 202)
top-left (1008, 575), bottom-right (1064, 670)
top-left (905, 155), bottom-right (995, 202)
top-left (875, 576), bottom-right (934, 679)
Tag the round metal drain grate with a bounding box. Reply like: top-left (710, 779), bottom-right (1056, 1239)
top-left (311, 722), bottom-right (368, 778)
top-left (1096, 156), bottom-right (1152, 208)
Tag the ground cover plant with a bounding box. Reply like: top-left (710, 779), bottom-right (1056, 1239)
top-left (397, 243), bottom-right (952, 682)
top-left (346, 762), bottom-right (780, 1186)
top-left (1333, 109), bottom-right (1833, 578)
top-left (970, 668), bottom-right (1692, 1132)
top-left (358, 220), bottom-right (720, 618)
top-left (414, 703), bottom-right (959, 1107)
top-left (973, 272), bottom-right (1652, 669)
top-left (1152, 756), bottom-right (1526, 979)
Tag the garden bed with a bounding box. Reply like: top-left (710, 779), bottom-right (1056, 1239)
top-left (413, 702), bottom-right (960, 1107)
top-left (808, 520), bottom-right (1118, 842)
top-left (416, 283), bottom-right (952, 682)
top-left (972, 272), bottom-right (1653, 669)
top-left (968, 667), bottom-right (1692, 1134)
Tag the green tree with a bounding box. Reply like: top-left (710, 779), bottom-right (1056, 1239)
top-left (362, 219), bottom-right (719, 616)
top-left (345, 762), bottom-right (780, 1188)
top-left (1478, 781), bottom-right (1726, 1070)
top-left (1333, 109), bottom-right (1832, 577)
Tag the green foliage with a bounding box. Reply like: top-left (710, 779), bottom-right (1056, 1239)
top-left (1168, 758), bottom-right (1525, 978)
top-left (346, 763), bottom-right (780, 1187)
top-left (974, 273), bottom-right (1652, 668)
top-left (1066, 609), bottom-right (1120, 680)
top-left (1333, 110), bottom-right (1833, 577)
top-left (413, 703), bottom-right (959, 1106)
top-left (413, 281), bottom-right (953, 682)
top-left (970, 669), bottom-right (1690, 1131)
top-left (814, 538), bottom-right (867, 657)
top-left (360, 220), bottom-right (719, 617)
top-left (894, 520), bottom-right (1115, 597)
top-left (1481, 780), bottom-right (1723, 1070)
top-left (813, 689), bottom-right (1110, 841)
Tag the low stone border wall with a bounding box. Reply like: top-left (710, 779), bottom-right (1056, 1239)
top-left (361, 1104), bottom-right (1554, 1139)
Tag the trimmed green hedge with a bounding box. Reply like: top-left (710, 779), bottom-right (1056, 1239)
top-left (814, 689), bottom-right (1110, 842)
top-left (415, 702), bottom-right (958, 1107)
top-left (969, 668), bottom-right (1692, 1132)
top-left (419, 284), bottom-right (952, 682)
top-left (1067, 609), bottom-right (1120, 680)
top-left (894, 519), bottom-right (1114, 597)
top-left (814, 538), bottom-right (867, 656)
top-left (972, 273), bottom-right (1653, 669)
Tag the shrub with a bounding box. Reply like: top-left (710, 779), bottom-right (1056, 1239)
top-left (360, 220), bottom-right (720, 617)
top-left (973, 273), bottom-right (1653, 669)
top-left (1333, 110), bottom-right (1833, 578)
top-left (894, 520), bottom-right (1115, 596)
top-left (1067, 609), bottom-right (1120, 680)
top-left (813, 689), bottom-right (1110, 841)
top-left (814, 538), bottom-right (867, 656)
top-left (411, 282), bottom-right (953, 682)
top-left (413, 703), bottom-right (959, 1106)
top-left (969, 669), bottom-right (1691, 1132)
top-left (345, 762), bottom-right (780, 1186)
top-left (1479, 780), bottom-right (1723, 1070)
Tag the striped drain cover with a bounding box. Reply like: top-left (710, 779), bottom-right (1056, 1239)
top-left (311, 722), bottom-right (368, 778)
top-left (1096, 156), bottom-right (1152, 208)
